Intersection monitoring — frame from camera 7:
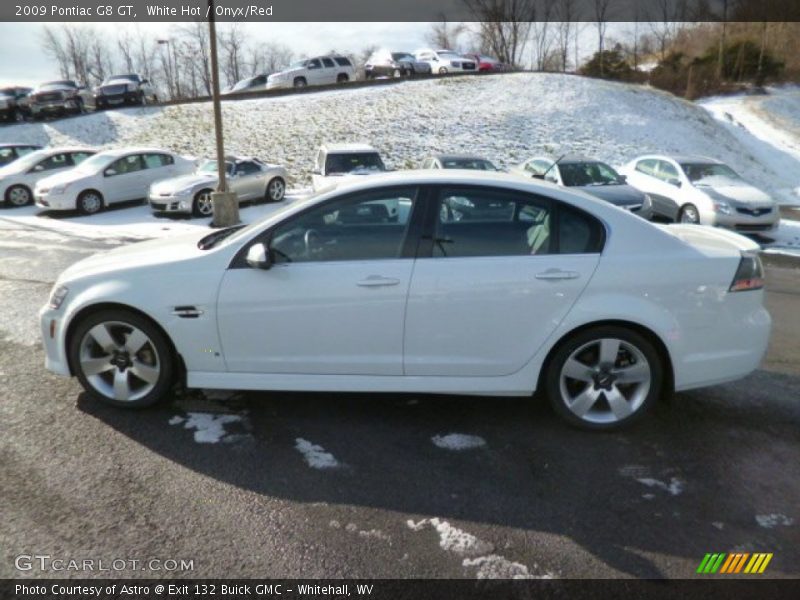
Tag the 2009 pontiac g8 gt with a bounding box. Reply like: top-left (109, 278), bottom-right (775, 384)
top-left (40, 171), bottom-right (771, 430)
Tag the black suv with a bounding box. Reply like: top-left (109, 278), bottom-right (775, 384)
top-left (0, 87), bottom-right (33, 122)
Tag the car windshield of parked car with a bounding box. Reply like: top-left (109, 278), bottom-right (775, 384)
top-left (104, 74), bottom-right (138, 84)
top-left (37, 83), bottom-right (71, 92)
top-left (325, 153), bottom-right (386, 175)
top-left (198, 160), bottom-right (234, 176)
top-left (0, 88), bottom-right (15, 97)
top-left (391, 53), bottom-right (414, 62)
top-left (231, 79), bottom-right (255, 91)
top-left (3, 149), bottom-right (50, 170)
top-left (289, 60), bottom-right (308, 69)
top-left (438, 52), bottom-right (461, 59)
top-left (559, 161), bottom-right (623, 187)
top-left (441, 158), bottom-right (497, 170)
top-left (679, 163), bottom-right (741, 185)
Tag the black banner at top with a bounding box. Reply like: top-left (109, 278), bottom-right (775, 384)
top-left (4, 0), bottom-right (800, 23)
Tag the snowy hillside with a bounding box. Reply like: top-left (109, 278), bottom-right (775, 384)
top-left (1, 73), bottom-right (796, 201)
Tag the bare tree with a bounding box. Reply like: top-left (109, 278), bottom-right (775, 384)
top-left (594, 0), bottom-right (613, 77)
top-left (530, 0), bottom-right (557, 70)
top-left (426, 16), bottom-right (467, 50)
top-left (555, 0), bottom-right (576, 71)
top-left (117, 31), bottom-right (136, 73)
top-left (41, 26), bottom-right (70, 79)
top-left (219, 23), bottom-right (246, 87)
top-left (463, 0), bottom-right (536, 66)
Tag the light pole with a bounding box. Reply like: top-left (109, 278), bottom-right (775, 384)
top-left (207, 0), bottom-right (240, 227)
top-left (156, 39), bottom-right (173, 99)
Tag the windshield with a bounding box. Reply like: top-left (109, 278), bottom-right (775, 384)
top-left (559, 161), bottom-right (623, 186)
top-left (680, 162), bottom-right (740, 183)
top-left (198, 160), bottom-right (234, 175)
top-left (289, 60), bottom-right (308, 69)
top-left (438, 52), bottom-right (461, 59)
top-left (391, 53), bottom-right (413, 61)
top-left (231, 79), bottom-right (254, 91)
top-left (325, 152), bottom-right (385, 175)
top-left (74, 153), bottom-right (114, 173)
top-left (441, 157), bottom-right (497, 170)
top-left (37, 83), bottom-right (73, 92)
top-left (104, 74), bottom-right (138, 84)
top-left (103, 79), bottom-right (133, 87)
top-left (2, 149), bottom-right (50, 170)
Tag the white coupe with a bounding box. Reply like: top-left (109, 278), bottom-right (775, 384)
top-left (40, 171), bottom-right (771, 430)
top-left (34, 148), bottom-right (195, 215)
top-left (0, 147), bottom-right (96, 207)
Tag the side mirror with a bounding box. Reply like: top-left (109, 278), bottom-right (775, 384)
top-left (532, 173), bottom-right (545, 180)
top-left (667, 178), bottom-right (682, 188)
top-left (104, 168), bottom-right (117, 177)
top-left (246, 243), bottom-right (272, 270)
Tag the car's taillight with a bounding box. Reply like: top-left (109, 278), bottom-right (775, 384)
top-left (730, 252), bottom-right (765, 292)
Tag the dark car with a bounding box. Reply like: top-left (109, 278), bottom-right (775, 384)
top-left (364, 50), bottom-right (432, 79)
top-left (420, 154), bottom-right (502, 171)
top-left (0, 87), bottom-right (33, 122)
top-left (29, 80), bottom-right (93, 119)
top-left (513, 155), bottom-right (654, 220)
top-left (93, 74), bottom-right (158, 109)
top-left (0, 143), bottom-right (43, 167)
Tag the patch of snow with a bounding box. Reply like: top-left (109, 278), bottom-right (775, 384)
top-left (174, 412), bottom-right (246, 444)
top-left (636, 477), bottom-right (685, 496)
top-left (357, 529), bottom-right (391, 541)
top-left (755, 514), bottom-right (794, 528)
top-left (167, 415), bottom-right (185, 426)
top-left (431, 433), bottom-right (487, 451)
top-left (762, 218), bottom-right (800, 257)
top-left (712, 521), bottom-right (725, 530)
top-left (463, 555), bottom-right (552, 579)
top-left (294, 438), bottom-right (341, 469)
top-left (406, 518), bottom-right (493, 556)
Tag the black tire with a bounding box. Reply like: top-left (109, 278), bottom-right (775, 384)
top-left (337, 73), bottom-right (349, 83)
top-left (192, 189), bottom-right (214, 217)
top-left (5, 184), bottom-right (33, 207)
top-left (69, 309), bottom-right (175, 409)
top-left (77, 190), bottom-right (104, 215)
top-left (139, 91), bottom-right (146, 105)
top-left (293, 77), bottom-right (307, 88)
top-left (439, 67), bottom-right (449, 75)
top-left (678, 203), bottom-right (701, 224)
top-left (545, 326), bottom-right (664, 431)
top-left (265, 177), bottom-right (286, 203)
top-left (75, 98), bottom-right (84, 115)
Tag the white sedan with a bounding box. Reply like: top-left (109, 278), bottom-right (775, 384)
top-left (40, 171), bottom-right (771, 430)
top-left (618, 154), bottom-right (779, 232)
top-left (35, 148), bottom-right (195, 215)
top-left (149, 156), bottom-right (288, 218)
top-left (0, 147), bottom-right (96, 207)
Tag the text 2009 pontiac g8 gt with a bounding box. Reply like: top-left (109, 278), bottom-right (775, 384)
top-left (40, 171), bottom-right (770, 430)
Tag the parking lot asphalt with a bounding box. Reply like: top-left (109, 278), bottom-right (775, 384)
top-left (0, 225), bottom-right (798, 579)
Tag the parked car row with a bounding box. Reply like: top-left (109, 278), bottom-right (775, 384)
top-left (1, 74), bottom-right (157, 123)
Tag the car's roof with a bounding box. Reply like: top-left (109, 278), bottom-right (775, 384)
top-left (40, 146), bottom-right (97, 154)
top-left (96, 147), bottom-right (176, 157)
top-left (634, 154), bottom-right (722, 164)
top-left (321, 143), bottom-right (378, 154)
top-left (0, 143), bottom-right (42, 148)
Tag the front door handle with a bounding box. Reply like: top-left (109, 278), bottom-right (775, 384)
top-left (535, 269), bottom-right (580, 281)
top-left (357, 275), bottom-right (401, 287)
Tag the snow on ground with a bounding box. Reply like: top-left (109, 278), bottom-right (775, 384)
top-left (170, 412), bottom-right (249, 444)
top-left (294, 438), bottom-right (341, 469)
top-left (755, 514), bottom-right (794, 528)
top-left (636, 477), bottom-right (685, 497)
top-left (700, 86), bottom-right (800, 206)
top-left (2, 73), bottom-right (800, 253)
top-left (763, 218), bottom-right (800, 257)
top-left (431, 433), bottom-right (487, 451)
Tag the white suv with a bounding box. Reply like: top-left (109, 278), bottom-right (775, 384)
top-left (312, 144), bottom-right (387, 191)
top-left (267, 56), bottom-right (356, 90)
top-left (414, 49), bottom-right (478, 75)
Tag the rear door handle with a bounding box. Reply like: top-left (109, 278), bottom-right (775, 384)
top-left (535, 269), bottom-right (580, 281)
top-left (357, 275), bottom-right (401, 287)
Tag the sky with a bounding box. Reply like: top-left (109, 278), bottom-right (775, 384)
top-left (0, 21), bottom-right (626, 88)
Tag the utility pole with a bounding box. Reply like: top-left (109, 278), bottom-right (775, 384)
top-left (208, 0), bottom-right (240, 227)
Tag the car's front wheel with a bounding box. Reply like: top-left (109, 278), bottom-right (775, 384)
top-left (69, 309), bottom-right (174, 408)
top-left (293, 77), bottom-right (307, 88)
top-left (5, 184), bottom-right (32, 207)
top-left (192, 189), bottom-right (214, 217)
top-left (545, 326), bottom-right (663, 431)
top-left (77, 190), bottom-right (104, 215)
top-left (265, 177), bottom-right (286, 202)
top-left (439, 67), bottom-right (449, 75)
top-left (678, 203), bottom-right (701, 224)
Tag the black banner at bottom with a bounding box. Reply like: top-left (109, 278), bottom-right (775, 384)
top-left (4, 579), bottom-right (800, 600)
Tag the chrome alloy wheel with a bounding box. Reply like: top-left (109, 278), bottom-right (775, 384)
top-left (679, 204), bottom-right (700, 224)
top-left (78, 321), bottom-right (161, 402)
top-left (7, 186), bottom-right (31, 206)
top-left (267, 178), bottom-right (285, 202)
top-left (195, 191), bottom-right (213, 216)
top-left (558, 338), bottom-right (651, 425)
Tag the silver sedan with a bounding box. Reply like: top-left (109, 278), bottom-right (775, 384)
top-left (149, 156), bottom-right (288, 218)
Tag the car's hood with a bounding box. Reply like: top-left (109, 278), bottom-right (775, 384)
top-left (36, 168), bottom-right (88, 189)
top-left (152, 172), bottom-right (217, 193)
top-left (698, 181), bottom-right (773, 207)
top-left (59, 230), bottom-right (212, 283)
top-left (573, 184), bottom-right (645, 207)
top-left (271, 67), bottom-right (303, 78)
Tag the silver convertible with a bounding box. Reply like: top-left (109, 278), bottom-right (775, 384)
top-left (148, 156), bottom-right (288, 218)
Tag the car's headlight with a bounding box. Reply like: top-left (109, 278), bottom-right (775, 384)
top-left (48, 285), bottom-right (69, 309)
top-left (50, 183), bottom-right (70, 195)
top-left (713, 200), bottom-right (732, 215)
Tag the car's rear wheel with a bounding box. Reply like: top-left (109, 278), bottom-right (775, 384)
top-left (77, 190), bottom-right (104, 215)
top-left (192, 189), bottom-right (214, 217)
top-left (439, 67), bottom-right (449, 75)
top-left (678, 203), bottom-right (700, 224)
top-left (5, 184), bottom-right (32, 207)
top-left (545, 326), bottom-right (663, 431)
top-left (337, 74), bottom-right (349, 83)
top-left (265, 177), bottom-right (286, 202)
top-left (69, 309), bottom-right (174, 408)
top-left (293, 77), bottom-right (307, 88)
